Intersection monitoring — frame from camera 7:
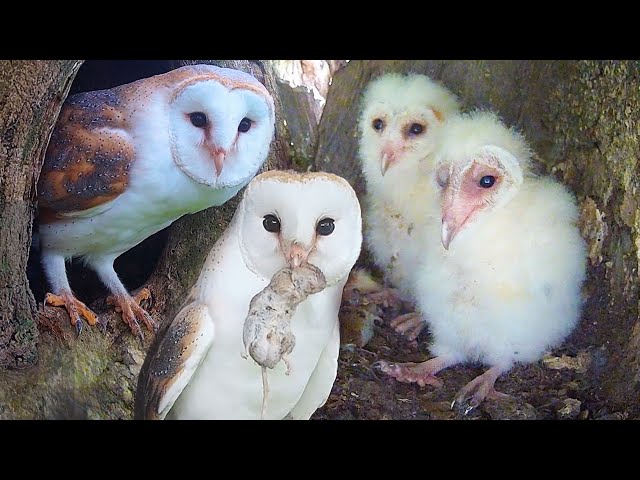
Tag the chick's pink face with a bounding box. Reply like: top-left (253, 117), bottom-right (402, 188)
top-left (438, 160), bottom-right (504, 249)
top-left (362, 105), bottom-right (444, 177)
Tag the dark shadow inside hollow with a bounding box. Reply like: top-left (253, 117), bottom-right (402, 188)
top-left (28, 60), bottom-right (178, 305)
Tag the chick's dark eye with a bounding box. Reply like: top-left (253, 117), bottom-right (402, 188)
top-left (316, 218), bottom-right (335, 236)
top-left (263, 214), bottom-right (280, 233)
top-left (189, 112), bottom-right (208, 128)
top-left (238, 117), bottom-right (252, 133)
top-left (409, 123), bottom-right (424, 135)
top-left (479, 175), bottom-right (496, 188)
top-left (372, 118), bottom-right (384, 131)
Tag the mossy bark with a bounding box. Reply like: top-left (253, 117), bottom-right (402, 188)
top-left (315, 60), bottom-right (640, 414)
top-left (0, 60), bottom-right (291, 419)
top-left (0, 60), bottom-right (82, 370)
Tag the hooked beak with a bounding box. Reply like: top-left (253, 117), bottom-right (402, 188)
top-left (209, 146), bottom-right (227, 175)
top-left (381, 153), bottom-right (395, 176)
top-left (286, 242), bottom-right (310, 268)
top-left (441, 199), bottom-right (475, 250)
top-left (441, 218), bottom-right (458, 250)
top-left (380, 144), bottom-right (401, 176)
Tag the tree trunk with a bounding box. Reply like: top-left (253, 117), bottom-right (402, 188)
top-left (0, 60), bottom-right (291, 419)
top-left (315, 60), bottom-right (640, 416)
top-left (0, 60), bottom-right (82, 370)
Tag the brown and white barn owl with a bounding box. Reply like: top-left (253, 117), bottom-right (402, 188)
top-left (134, 170), bottom-right (362, 420)
top-left (353, 73), bottom-right (460, 340)
top-left (37, 64), bottom-right (275, 340)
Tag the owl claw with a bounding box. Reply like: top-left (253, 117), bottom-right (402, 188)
top-left (98, 316), bottom-right (109, 335)
top-left (75, 318), bottom-right (84, 338)
top-left (106, 291), bottom-right (157, 341)
top-left (44, 291), bottom-right (98, 337)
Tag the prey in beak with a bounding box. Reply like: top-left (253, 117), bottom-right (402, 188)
top-left (284, 241), bottom-right (311, 268)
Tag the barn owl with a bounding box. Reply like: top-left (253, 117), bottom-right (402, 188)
top-left (37, 64), bottom-right (275, 340)
top-left (354, 73), bottom-right (460, 340)
top-left (134, 170), bottom-right (362, 420)
top-left (378, 111), bottom-right (587, 411)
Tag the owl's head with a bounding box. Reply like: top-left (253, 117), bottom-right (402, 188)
top-left (163, 65), bottom-right (275, 189)
top-left (358, 73), bottom-right (460, 187)
top-left (432, 110), bottom-right (533, 249)
top-left (236, 170), bottom-right (362, 286)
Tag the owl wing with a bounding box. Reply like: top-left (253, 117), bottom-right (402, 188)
top-left (37, 89), bottom-right (136, 222)
top-left (134, 300), bottom-right (215, 420)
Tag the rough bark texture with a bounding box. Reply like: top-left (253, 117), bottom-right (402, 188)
top-left (2, 60), bottom-right (638, 419)
top-left (314, 60), bottom-right (640, 414)
top-left (0, 60), bottom-right (291, 419)
top-left (0, 60), bottom-right (82, 370)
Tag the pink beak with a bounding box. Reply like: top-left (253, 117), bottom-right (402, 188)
top-left (441, 194), bottom-right (476, 250)
top-left (287, 242), bottom-right (309, 268)
top-left (209, 146), bottom-right (227, 175)
top-left (381, 143), bottom-right (401, 175)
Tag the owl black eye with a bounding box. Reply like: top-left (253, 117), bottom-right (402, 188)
top-left (238, 117), bottom-right (252, 133)
top-left (372, 118), bottom-right (384, 131)
top-left (263, 214), bottom-right (280, 233)
top-left (408, 123), bottom-right (424, 135)
top-left (479, 175), bottom-right (496, 188)
top-left (189, 112), bottom-right (208, 128)
top-left (316, 218), bottom-right (335, 236)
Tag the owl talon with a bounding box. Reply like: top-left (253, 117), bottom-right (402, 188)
top-left (75, 318), bottom-right (84, 338)
top-left (389, 312), bottom-right (425, 340)
top-left (98, 316), bottom-right (109, 335)
top-left (452, 365), bottom-right (510, 413)
top-left (44, 291), bottom-right (98, 334)
top-left (106, 292), bottom-right (158, 338)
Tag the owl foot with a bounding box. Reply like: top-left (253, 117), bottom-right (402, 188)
top-left (375, 359), bottom-right (444, 388)
top-left (364, 287), bottom-right (404, 308)
top-left (44, 292), bottom-right (98, 337)
top-left (389, 312), bottom-right (425, 341)
top-left (282, 354), bottom-right (292, 376)
top-left (106, 288), bottom-right (158, 343)
top-left (450, 366), bottom-right (510, 415)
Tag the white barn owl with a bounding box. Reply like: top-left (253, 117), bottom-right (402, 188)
top-left (134, 170), bottom-right (362, 420)
top-left (37, 64), bottom-right (275, 340)
top-left (355, 73), bottom-right (460, 339)
top-left (379, 111), bottom-right (587, 411)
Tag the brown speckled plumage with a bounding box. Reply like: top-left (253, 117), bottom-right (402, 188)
top-left (134, 299), bottom-right (207, 420)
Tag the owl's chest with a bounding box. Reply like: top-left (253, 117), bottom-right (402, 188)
top-left (171, 288), bottom-right (338, 420)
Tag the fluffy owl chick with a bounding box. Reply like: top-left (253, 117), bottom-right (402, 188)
top-left (38, 64), bottom-right (275, 340)
top-left (135, 170), bottom-right (362, 420)
top-left (355, 73), bottom-right (460, 339)
top-left (379, 111), bottom-right (587, 411)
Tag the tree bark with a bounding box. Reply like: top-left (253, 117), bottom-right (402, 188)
top-left (0, 60), bottom-right (291, 419)
top-left (315, 60), bottom-right (640, 414)
top-left (0, 60), bottom-right (82, 370)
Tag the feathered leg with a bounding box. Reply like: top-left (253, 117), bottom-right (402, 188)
top-left (42, 252), bottom-right (98, 336)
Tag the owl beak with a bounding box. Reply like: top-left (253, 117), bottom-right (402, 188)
top-left (209, 146), bottom-right (227, 175)
top-left (380, 144), bottom-right (399, 175)
top-left (441, 218), bottom-right (457, 250)
top-left (441, 190), bottom-right (476, 250)
top-left (287, 242), bottom-right (310, 268)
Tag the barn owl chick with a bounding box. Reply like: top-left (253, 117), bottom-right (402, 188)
top-left (379, 111), bottom-right (587, 411)
top-left (355, 73), bottom-right (460, 340)
top-left (37, 64), bottom-right (275, 340)
top-left (134, 170), bottom-right (362, 420)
